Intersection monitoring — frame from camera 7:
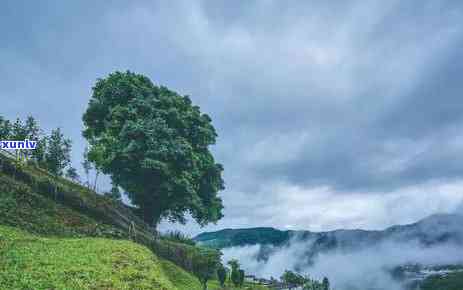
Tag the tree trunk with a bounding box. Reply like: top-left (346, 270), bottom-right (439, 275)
top-left (93, 170), bottom-right (100, 191)
top-left (85, 172), bottom-right (90, 189)
top-left (142, 205), bottom-right (162, 229)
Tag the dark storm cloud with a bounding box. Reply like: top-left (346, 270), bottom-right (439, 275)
top-left (2, 0), bottom-right (463, 232)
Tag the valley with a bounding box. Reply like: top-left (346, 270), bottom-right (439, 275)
top-left (196, 215), bottom-right (463, 290)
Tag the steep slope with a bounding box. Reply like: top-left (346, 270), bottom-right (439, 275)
top-left (0, 150), bottom-right (153, 241)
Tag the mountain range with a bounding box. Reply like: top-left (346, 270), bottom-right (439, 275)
top-left (194, 213), bottom-right (463, 254)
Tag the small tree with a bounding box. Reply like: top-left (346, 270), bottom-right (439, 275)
top-left (11, 118), bottom-right (27, 140)
top-left (238, 269), bottom-right (245, 287)
top-left (31, 136), bottom-right (47, 166)
top-left (281, 270), bottom-right (307, 290)
top-left (24, 116), bottom-right (40, 138)
top-left (0, 116), bottom-right (11, 139)
top-left (105, 181), bottom-right (122, 201)
top-left (23, 116), bottom-right (41, 160)
top-left (322, 277), bottom-right (330, 290)
top-left (192, 250), bottom-right (221, 290)
top-left (228, 259), bottom-right (240, 287)
top-left (11, 118), bottom-right (27, 160)
top-left (217, 265), bottom-right (227, 288)
top-left (65, 166), bottom-right (80, 182)
top-left (44, 128), bottom-right (72, 176)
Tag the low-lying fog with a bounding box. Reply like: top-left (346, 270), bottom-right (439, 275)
top-left (222, 236), bottom-right (463, 290)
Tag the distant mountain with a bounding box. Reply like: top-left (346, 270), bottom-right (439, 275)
top-left (194, 214), bottom-right (463, 252)
top-left (194, 227), bottom-right (292, 248)
top-left (195, 214), bottom-right (463, 290)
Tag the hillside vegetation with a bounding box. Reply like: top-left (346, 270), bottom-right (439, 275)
top-left (0, 153), bottom-right (266, 289)
top-left (0, 225), bottom-right (193, 289)
top-left (0, 226), bottom-right (267, 290)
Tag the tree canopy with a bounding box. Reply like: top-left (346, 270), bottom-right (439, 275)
top-left (45, 128), bottom-right (72, 176)
top-left (82, 71), bottom-right (224, 228)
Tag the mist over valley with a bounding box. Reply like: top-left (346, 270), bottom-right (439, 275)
top-left (196, 213), bottom-right (463, 290)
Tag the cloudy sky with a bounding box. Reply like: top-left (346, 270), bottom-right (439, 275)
top-left (2, 1), bottom-right (463, 235)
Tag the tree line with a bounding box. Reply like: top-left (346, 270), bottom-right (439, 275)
top-left (0, 116), bottom-right (73, 178)
top-left (0, 115), bottom-right (122, 201)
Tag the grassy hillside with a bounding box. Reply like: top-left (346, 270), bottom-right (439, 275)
top-left (0, 152), bottom-right (152, 241)
top-left (0, 153), bottom-right (268, 289)
top-left (0, 225), bottom-right (204, 290)
top-left (0, 152), bottom-right (205, 269)
top-left (0, 225), bottom-right (267, 290)
top-left (0, 173), bottom-right (125, 239)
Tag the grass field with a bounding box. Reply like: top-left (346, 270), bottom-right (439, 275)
top-left (0, 226), bottom-right (268, 290)
top-left (0, 225), bottom-right (181, 289)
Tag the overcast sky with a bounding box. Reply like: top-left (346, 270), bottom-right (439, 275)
top-left (2, 1), bottom-right (463, 235)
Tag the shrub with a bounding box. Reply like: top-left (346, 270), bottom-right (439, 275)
top-left (162, 230), bottom-right (196, 246)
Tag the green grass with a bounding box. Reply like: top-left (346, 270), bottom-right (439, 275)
top-left (0, 225), bottom-right (202, 290)
top-left (0, 154), bottom-right (146, 240)
top-left (0, 174), bottom-right (124, 239)
top-left (159, 259), bottom-right (202, 290)
top-left (0, 226), bottom-right (268, 290)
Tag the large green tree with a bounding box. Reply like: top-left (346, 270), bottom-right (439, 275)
top-left (82, 71), bottom-right (224, 228)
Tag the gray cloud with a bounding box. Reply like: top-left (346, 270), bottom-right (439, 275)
top-left (2, 0), bottom-right (463, 233)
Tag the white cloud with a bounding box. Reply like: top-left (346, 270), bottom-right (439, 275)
top-left (222, 237), bottom-right (463, 290)
top-left (161, 179), bottom-right (463, 235)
